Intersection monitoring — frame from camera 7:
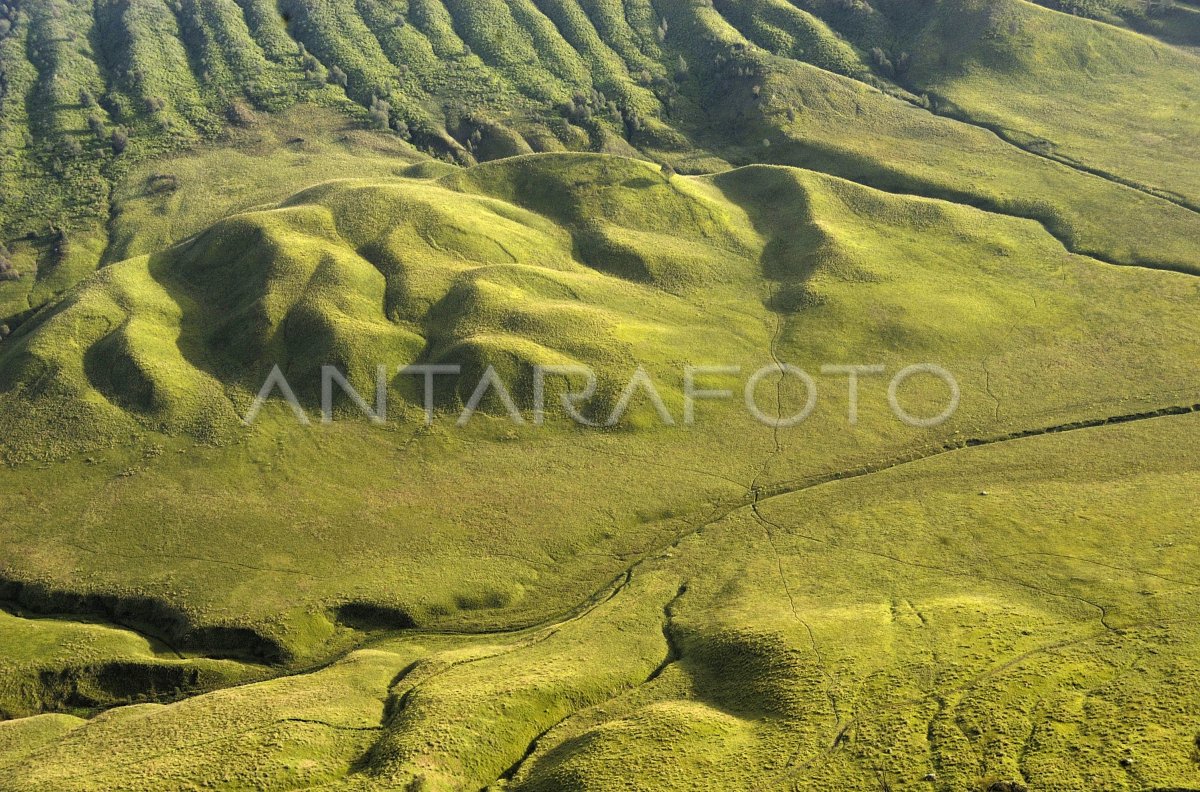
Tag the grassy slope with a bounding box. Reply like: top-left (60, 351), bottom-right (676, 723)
top-left (4, 0), bottom-right (1200, 326)
top-left (0, 0), bottom-right (1197, 787)
top-left (0, 152), bottom-right (1196, 663)
top-left (901, 0), bottom-right (1200, 208)
top-left (656, 0), bottom-right (1200, 275)
top-left (2, 412), bottom-right (1197, 790)
top-left (104, 104), bottom-right (428, 264)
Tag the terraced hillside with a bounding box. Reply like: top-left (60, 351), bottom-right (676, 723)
top-left (0, 0), bottom-right (1199, 790)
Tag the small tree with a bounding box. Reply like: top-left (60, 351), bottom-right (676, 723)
top-left (870, 47), bottom-right (894, 77)
top-left (328, 65), bottom-right (348, 88)
top-left (53, 226), bottom-right (71, 259)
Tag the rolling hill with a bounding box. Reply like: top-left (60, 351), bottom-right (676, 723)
top-left (0, 0), bottom-right (1199, 789)
top-left (2, 0), bottom-right (1200, 328)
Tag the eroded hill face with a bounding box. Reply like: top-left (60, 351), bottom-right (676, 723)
top-left (2, 0), bottom-right (1199, 328)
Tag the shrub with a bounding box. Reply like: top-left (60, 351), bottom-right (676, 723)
top-left (146, 173), bottom-right (181, 195)
top-left (53, 226), bottom-right (70, 259)
top-left (225, 100), bottom-right (256, 127)
top-left (87, 113), bottom-right (107, 138)
top-left (871, 47), bottom-right (894, 76)
top-left (111, 128), bottom-right (129, 154)
top-left (369, 96), bottom-right (392, 130)
top-left (328, 65), bottom-right (348, 88)
top-left (0, 245), bottom-right (16, 281)
top-left (60, 138), bottom-right (83, 158)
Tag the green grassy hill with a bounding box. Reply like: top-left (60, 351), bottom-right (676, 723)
top-left (1, 0), bottom-right (1199, 789)
top-left (0, 149), bottom-right (1198, 787)
top-left (3, 0), bottom-right (1200, 328)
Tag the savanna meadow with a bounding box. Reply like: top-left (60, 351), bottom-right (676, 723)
top-left (0, 0), bottom-right (1199, 789)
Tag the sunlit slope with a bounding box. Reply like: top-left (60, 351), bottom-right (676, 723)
top-left (4, 0), bottom-right (1200, 324)
top-left (3, 412), bottom-right (1197, 791)
top-left (654, 0), bottom-right (1200, 275)
top-left (728, 0), bottom-right (1200, 207)
top-left (0, 153), bottom-right (1196, 669)
top-left (0, 154), bottom-right (763, 458)
top-left (2, 153), bottom-right (1197, 459)
top-left (900, 0), bottom-right (1200, 208)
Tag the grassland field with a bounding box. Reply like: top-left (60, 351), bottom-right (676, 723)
top-left (0, 0), bottom-right (1198, 789)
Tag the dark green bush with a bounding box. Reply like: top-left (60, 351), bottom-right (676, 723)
top-left (0, 245), bottom-right (16, 281)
